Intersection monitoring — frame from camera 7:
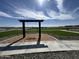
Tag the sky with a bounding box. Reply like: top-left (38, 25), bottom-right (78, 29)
top-left (0, 0), bottom-right (79, 27)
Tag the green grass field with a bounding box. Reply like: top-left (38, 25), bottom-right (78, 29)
top-left (0, 30), bottom-right (22, 41)
top-left (27, 28), bottom-right (79, 36)
top-left (0, 28), bottom-right (79, 41)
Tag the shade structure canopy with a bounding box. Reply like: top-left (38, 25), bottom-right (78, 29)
top-left (19, 20), bottom-right (44, 45)
top-left (19, 20), bottom-right (44, 22)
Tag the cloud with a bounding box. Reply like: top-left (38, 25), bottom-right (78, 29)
top-left (0, 11), bottom-right (12, 17)
top-left (0, 11), bottom-right (27, 19)
top-left (0, 0), bottom-right (77, 20)
top-left (14, 8), bottom-right (75, 20)
top-left (72, 7), bottom-right (79, 15)
top-left (0, 11), bottom-right (30, 20)
top-left (0, 9), bottom-right (75, 20)
top-left (47, 10), bottom-right (74, 20)
top-left (47, 0), bottom-right (75, 20)
top-left (55, 0), bottom-right (64, 12)
top-left (15, 8), bottom-right (50, 20)
top-left (37, 0), bottom-right (45, 6)
top-left (71, 7), bottom-right (79, 19)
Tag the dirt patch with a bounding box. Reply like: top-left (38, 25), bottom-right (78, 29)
top-left (0, 34), bottom-right (56, 44)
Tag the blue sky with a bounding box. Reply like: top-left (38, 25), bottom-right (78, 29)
top-left (0, 0), bottom-right (79, 27)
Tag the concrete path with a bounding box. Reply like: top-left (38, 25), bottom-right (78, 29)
top-left (61, 30), bottom-right (79, 34)
top-left (0, 35), bottom-right (79, 56)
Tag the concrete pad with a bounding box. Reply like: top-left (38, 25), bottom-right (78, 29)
top-left (0, 34), bottom-right (79, 56)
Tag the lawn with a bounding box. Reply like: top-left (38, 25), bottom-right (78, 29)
top-left (0, 30), bottom-right (22, 41)
top-left (27, 28), bottom-right (79, 36)
top-left (0, 28), bottom-right (79, 41)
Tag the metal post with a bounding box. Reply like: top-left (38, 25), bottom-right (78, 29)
top-left (37, 21), bottom-right (41, 45)
top-left (22, 22), bottom-right (25, 38)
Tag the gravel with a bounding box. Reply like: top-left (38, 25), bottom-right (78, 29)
top-left (0, 50), bottom-right (79, 59)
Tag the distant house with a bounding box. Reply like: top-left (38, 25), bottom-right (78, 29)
top-left (0, 27), bottom-right (16, 32)
top-left (0, 28), bottom-right (6, 32)
top-left (65, 25), bottom-right (79, 32)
